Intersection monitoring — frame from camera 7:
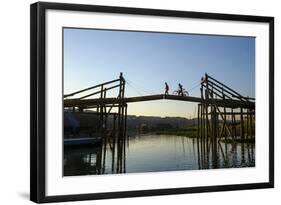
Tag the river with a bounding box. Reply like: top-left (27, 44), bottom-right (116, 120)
top-left (64, 133), bottom-right (255, 176)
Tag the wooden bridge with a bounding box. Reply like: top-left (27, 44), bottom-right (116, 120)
top-left (64, 72), bottom-right (255, 172)
top-left (64, 72), bottom-right (255, 138)
top-left (65, 94), bottom-right (254, 109)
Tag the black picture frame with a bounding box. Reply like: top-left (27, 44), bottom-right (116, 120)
top-left (30, 2), bottom-right (274, 203)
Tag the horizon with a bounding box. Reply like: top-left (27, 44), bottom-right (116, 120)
top-left (67, 109), bottom-right (195, 120)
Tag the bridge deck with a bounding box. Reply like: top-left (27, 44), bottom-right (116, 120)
top-left (64, 94), bottom-right (255, 109)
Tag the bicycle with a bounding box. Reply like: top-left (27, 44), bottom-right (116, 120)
top-left (172, 89), bottom-right (189, 96)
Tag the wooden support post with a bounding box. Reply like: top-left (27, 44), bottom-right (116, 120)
top-left (101, 88), bottom-right (108, 174)
top-left (234, 111), bottom-right (237, 139)
top-left (249, 109), bottom-right (253, 139)
top-left (96, 146), bottom-right (102, 174)
top-left (200, 86), bottom-right (205, 167)
top-left (212, 107), bottom-right (218, 169)
top-left (203, 104), bottom-right (206, 165)
top-left (200, 104), bottom-right (204, 167)
top-left (197, 104), bottom-right (201, 169)
top-left (240, 107), bottom-right (244, 139)
top-left (124, 104), bottom-right (128, 137)
top-left (200, 87), bottom-right (203, 141)
top-left (213, 107), bottom-right (218, 140)
top-left (120, 77), bottom-right (124, 172)
top-left (246, 109), bottom-right (247, 139)
top-left (205, 80), bottom-right (209, 139)
top-left (111, 114), bottom-right (116, 172)
top-left (120, 104), bottom-right (124, 172)
top-left (99, 85), bottom-right (104, 134)
top-left (223, 105), bottom-right (227, 139)
top-left (197, 104), bottom-right (200, 139)
top-left (231, 108), bottom-right (234, 139)
top-left (103, 89), bottom-right (107, 135)
top-left (123, 105), bottom-right (127, 173)
top-left (117, 83), bottom-right (122, 172)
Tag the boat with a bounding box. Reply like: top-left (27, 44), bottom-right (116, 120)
top-left (64, 137), bottom-right (101, 147)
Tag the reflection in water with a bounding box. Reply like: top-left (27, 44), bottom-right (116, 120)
top-left (64, 134), bottom-right (255, 176)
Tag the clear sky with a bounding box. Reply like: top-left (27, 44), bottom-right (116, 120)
top-left (64, 28), bottom-right (255, 118)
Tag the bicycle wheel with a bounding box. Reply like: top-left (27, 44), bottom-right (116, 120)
top-left (183, 91), bottom-right (189, 96)
top-left (173, 91), bottom-right (178, 95)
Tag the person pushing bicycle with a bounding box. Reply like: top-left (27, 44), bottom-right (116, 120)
top-left (178, 83), bottom-right (183, 96)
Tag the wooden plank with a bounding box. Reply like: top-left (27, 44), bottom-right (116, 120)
top-left (64, 94), bottom-right (255, 109)
top-left (125, 94), bottom-right (164, 102)
top-left (164, 95), bottom-right (202, 103)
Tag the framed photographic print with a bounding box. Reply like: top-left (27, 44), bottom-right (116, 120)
top-left (30, 2), bottom-right (274, 203)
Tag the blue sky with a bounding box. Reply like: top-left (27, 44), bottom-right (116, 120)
top-left (64, 28), bottom-right (255, 118)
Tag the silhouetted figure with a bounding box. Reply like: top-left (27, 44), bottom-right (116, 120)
top-left (178, 83), bottom-right (183, 96)
top-left (165, 82), bottom-right (169, 95)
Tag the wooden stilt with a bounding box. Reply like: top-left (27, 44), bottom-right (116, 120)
top-left (197, 104), bottom-right (201, 169)
top-left (240, 107), bottom-right (244, 140)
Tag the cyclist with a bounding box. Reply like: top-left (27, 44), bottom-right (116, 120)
top-left (178, 83), bottom-right (183, 96)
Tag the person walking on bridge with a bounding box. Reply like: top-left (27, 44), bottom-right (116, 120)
top-left (164, 82), bottom-right (169, 95)
top-left (178, 83), bottom-right (183, 96)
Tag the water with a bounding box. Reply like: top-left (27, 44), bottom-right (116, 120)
top-left (64, 134), bottom-right (255, 176)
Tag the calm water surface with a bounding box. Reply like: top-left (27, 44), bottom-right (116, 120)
top-left (64, 134), bottom-right (255, 176)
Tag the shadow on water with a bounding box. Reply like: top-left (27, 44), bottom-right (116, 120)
top-left (64, 132), bottom-right (255, 176)
top-left (197, 137), bottom-right (255, 170)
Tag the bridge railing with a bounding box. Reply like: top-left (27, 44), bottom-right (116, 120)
top-left (201, 73), bottom-right (255, 103)
top-left (64, 73), bottom-right (125, 100)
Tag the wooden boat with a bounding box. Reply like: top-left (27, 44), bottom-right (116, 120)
top-left (64, 137), bottom-right (101, 147)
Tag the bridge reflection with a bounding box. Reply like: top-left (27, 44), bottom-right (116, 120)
top-left (64, 133), bottom-right (255, 176)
